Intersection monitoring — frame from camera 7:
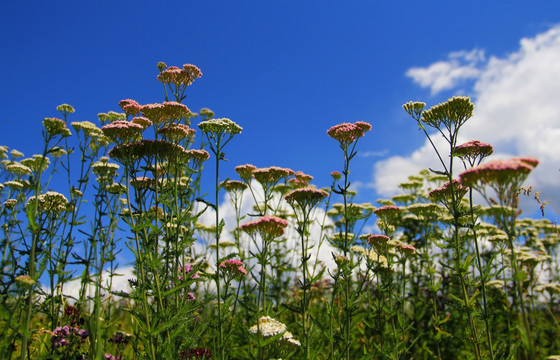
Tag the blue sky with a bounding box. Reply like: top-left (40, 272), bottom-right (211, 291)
top-left (2, 1), bottom-right (560, 218)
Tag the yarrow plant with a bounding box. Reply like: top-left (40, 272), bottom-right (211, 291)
top-left (3, 62), bottom-right (558, 360)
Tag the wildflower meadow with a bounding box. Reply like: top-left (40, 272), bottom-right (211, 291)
top-left (1, 62), bottom-right (559, 360)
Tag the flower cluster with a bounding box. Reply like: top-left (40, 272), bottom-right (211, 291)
top-left (235, 164), bottom-right (257, 182)
top-left (219, 259), bottom-right (247, 278)
top-left (240, 215), bottom-right (289, 238)
top-left (198, 118), bottom-right (242, 136)
top-left (253, 166), bottom-right (294, 187)
top-left (288, 171), bottom-right (314, 188)
top-left (51, 325), bottom-right (88, 348)
top-left (43, 117), bottom-right (72, 138)
top-left (454, 140), bottom-right (494, 166)
top-left (327, 121), bottom-right (372, 146)
top-left (119, 99), bottom-right (142, 116)
top-left (26, 191), bottom-right (69, 213)
top-left (102, 120), bottom-right (144, 143)
top-left (159, 124), bottom-right (195, 142)
top-left (157, 64), bottom-right (202, 87)
top-left (373, 205), bottom-right (402, 219)
top-left (249, 316), bottom-right (287, 337)
top-left (71, 121), bottom-right (103, 138)
top-left (56, 104), bottom-right (75, 117)
top-left (284, 187), bottom-right (329, 211)
top-left (21, 154), bottom-right (50, 173)
top-left (402, 101), bottom-right (426, 119)
top-left (428, 179), bottom-right (468, 204)
top-left (142, 102), bottom-right (191, 124)
top-left (108, 140), bottom-right (190, 165)
top-left (421, 96), bottom-right (474, 131)
top-left (459, 157), bottom-right (539, 189)
top-left (92, 157), bottom-right (120, 184)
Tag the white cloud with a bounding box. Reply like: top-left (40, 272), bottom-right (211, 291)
top-left (374, 25), bottom-right (560, 216)
top-left (406, 49), bottom-right (485, 95)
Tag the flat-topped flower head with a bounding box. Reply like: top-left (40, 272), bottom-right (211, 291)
top-left (429, 179), bottom-right (468, 204)
top-left (157, 64), bottom-right (202, 87)
top-left (119, 99), bottom-right (142, 116)
top-left (288, 171), bottom-right (314, 188)
top-left (198, 117), bottom-right (242, 136)
top-left (21, 154), bottom-right (50, 173)
top-left (43, 117), bottom-right (72, 138)
top-left (235, 164), bottom-right (257, 182)
top-left (129, 117), bottom-right (151, 130)
top-left (459, 157), bottom-right (538, 189)
top-left (327, 121), bottom-right (372, 147)
top-left (397, 242), bottom-right (417, 256)
top-left (454, 140), bottom-right (494, 166)
top-left (330, 171), bottom-right (342, 181)
top-left (222, 179), bottom-right (248, 193)
top-left (159, 124), bottom-right (196, 142)
top-left (219, 259), bottom-right (247, 278)
top-left (6, 163), bottom-right (32, 176)
top-left (240, 215), bottom-right (288, 238)
top-left (92, 157), bottom-right (120, 183)
top-left (27, 191), bottom-right (69, 214)
top-left (421, 96), bottom-right (474, 131)
top-left (71, 121), bottom-right (102, 138)
top-left (367, 234), bottom-right (391, 247)
top-left (199, 107), bottom-right (214, 120)
top-left (102, 120), bottom-right (144, 143)
top-left (284, 187), bottom-right (329, 211)
top-left (108, 139), bottom-right (188, 165)
top-left (253, 166), bottom-right (294, 187)
top-left (403, 101), bottom-right (426, 120)
top-left (141, 102), bottom-right (190, 125)
top-left (373, 205), bottom-right (402, 219)
top-left (56, 104), bottom-right (75, 118)
top-left (249, 316), bottom-right (287, 337)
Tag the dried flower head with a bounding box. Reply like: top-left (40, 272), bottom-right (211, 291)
top-left (367, 234), bottom-right (391, 247)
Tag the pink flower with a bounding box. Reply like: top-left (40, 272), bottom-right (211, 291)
top-left (367, 234), bottom-right (390, 247)
top-left (373, 205), bottom-right (402, 219)
top-left (327, 121), bottom-right (372, 146)
top-left (253, 166), bottom-right (294, 187)
top-left (454, 140), bottom-right (494, 166)
top-left (459, 157), bottom-right (538, 188)
top-left (428, 179), bottom-right (467, 204)
top-left (119, 99), bottom-right (142, 116)
top-left (141, 102), bottom-right (190, 124)
top-left (397, 243), bottom-right (416, 255)
top-left (102, 121), bottom-right (144, 143)
top-left (219, 259), bottom-right (247, 278)
top-left (330, 171), bottom-right (342, 181)
top-left (284, 187), bottom-right (329, 210)
top-left (241, 215), bottom-right (289, 238)
top-left (235, 164), bottom-right (257, 182)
